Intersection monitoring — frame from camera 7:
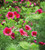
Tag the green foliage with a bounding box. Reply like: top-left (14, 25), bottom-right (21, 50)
top-left (6, 0), bottom-right (13, 2)
top-left (0, 0), bottom-right (45, 50)
top-left (27, 1), bottom-right (30, 6)
top-left (40, 2), bottom-right (45, 11)
top-left (37, 13), bottom-right (45, 50)
top-left (5, 43), bottom-right (17, 50)
top-left (19, 41), bottom-right (30, 49)
top-left (30, 43), bottom-right (39, 50)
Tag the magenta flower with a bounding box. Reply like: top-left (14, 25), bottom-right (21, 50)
top-left (39, 42), bottom-right (44, 45)
top-left (21, 0), bottom-right (24, 1)
top-left (29, 2), bottom-right (31, 5)
top-left (31, 22), bottom-right (33, 26)
top-left (15, 6), bottom-right (19, 8)
top-left (25, 25), bottom-right (31, 30)
top-left (20, 2), bottom-right (22, 4)
top-left (13, 1), bottom-right (15, 3)
top-left (16, 13), bottom-right (20, 18)
top-left (17, 8), bottom-right (21, 12)
top-left (4, 0), bottom-right (5, 3)
top-left (13, 1), bottom-right (18, 3)
top-left (19, 28), bottom-right (29, 36)
top-left (44, 43), bottom-right (45, 45)
top-left (14, 11), bottom-right (20, 18)
top-left (34, 40), bottom-right (37, 43)
top-left (35, 9), bottom-right (43, 14)
top-left (38, 9), bottom-right (43, 14)
top-left (31, 31), bottom-right (37, 37)
top-left (14, 11), bottom-right (17, 15)
top-left (23, 31), bottom-right (29, 36)
top-left (11, 33), bottom-right (15, 39)
top-left (23, 21), bottom-right (25, 23)
top-left (19, 28), bottom-right (23, 34)
top-left (6, 12), bottom-right (14, 19)
top-left (3, 27), bottom-right (12, 36)
top-left (2, 20), bottom-right (5, 23)
top-left (34, 3), bottom-right (36, 6)
top-left (0, 14), bottom-right (2, 16)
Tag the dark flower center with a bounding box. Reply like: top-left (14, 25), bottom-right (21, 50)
top-left (5, 29), bottom-right (11, 34)
top-left (8, 13), bottom-right (13, 17)
top-left (11, 33), bottom-right (15, 37)
top-left (33, 32), bottom-right (36, 35)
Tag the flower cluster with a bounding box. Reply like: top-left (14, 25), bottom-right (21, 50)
top-left (3, 27), bottom-right (15, 39)
top-left (6, 11), bottom-right (20, 19)
top-left (14, 11), bottom-right (20, 18)
top-left (0, 1), bottom-right (45, 50)
top-left (35, 9), bottom-right (43, 14)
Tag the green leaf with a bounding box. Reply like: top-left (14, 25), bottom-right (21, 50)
top-left (27, 1), bottom-right (30, 6)
top-left (19, 41), bottom-right (30, 49)
top-left (30, 43), bottom-right (39, 50)
top-left (32, 14), bottom-right (41, 19)
top-left (5, 43), bottom-right (17, 50)
top-left (6, 0), bottom-right (13, 2)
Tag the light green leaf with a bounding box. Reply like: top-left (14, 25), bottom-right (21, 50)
top-left (19, 41), bottom-right (30, 49)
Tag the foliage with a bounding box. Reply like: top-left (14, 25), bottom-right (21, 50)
top-left (40, 2), bottom-right (45, 11)
top-left (0, 0), bottom-right (45, 50)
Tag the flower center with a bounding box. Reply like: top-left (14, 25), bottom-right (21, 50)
top-left (5, 29), bottom-right (11, 34)
top-left (12, 34), bottom-right (15, 37)
top-left (8, 13), bottom-right (13, 17)
top-left (33, 32), bottom-right (36, 35)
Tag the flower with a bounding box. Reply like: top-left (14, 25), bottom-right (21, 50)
top-left (13, 1), bottom-right (18, 3)
top-left (3, 27), bottom-right (12, 36)
top-left (14, 11), bottom-right (17, 15)
top-left (29, 2), bottom-right (31, 5)
top-left (20, 2), bottom-right (22, 4)
top-left (44, 43), bottom-right (45, 45)
top-left (19, 28), bottom-right (29, 36)
top-left (39, 42), bottom-right (44, 45)
top-left (4, 0), bottom-right (5, 3)
top-left (21, 0), bottom-right (24, 2)
top-left (38, 9), bottom-right (43, 14)
top-left (6, 12), bottom-right (14, 19)
top-left (34, 3), bottom-right (36, 6)
top-left (23, 31), bottom-right (29, 36)
top-left (15, 6), bottom-right (19, 8)
top-left (31, 22), bottom-right (33, 26)
top-left (31, 31), bottom-right (37, 37)
top-left (0, 14), bottom-right (2, 16)
top-left (34, 40), bottom-right (37, 43)
top-left (16, 13), bottom-right (20, 18)
top-left (17, 8), bottom-right (21, 12)
top-left (11, 33), bottom-right (15, 39)
top-left (23, 21), bottom-right (25, 23)
top-left (25, 25), bottom-right (31, 30)
top-left (19, 28), bottom-right (23, 33)
top-left (35, 9), bottom-right (43, 14)
top-left (14, 11), bottom-right (20, 18)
